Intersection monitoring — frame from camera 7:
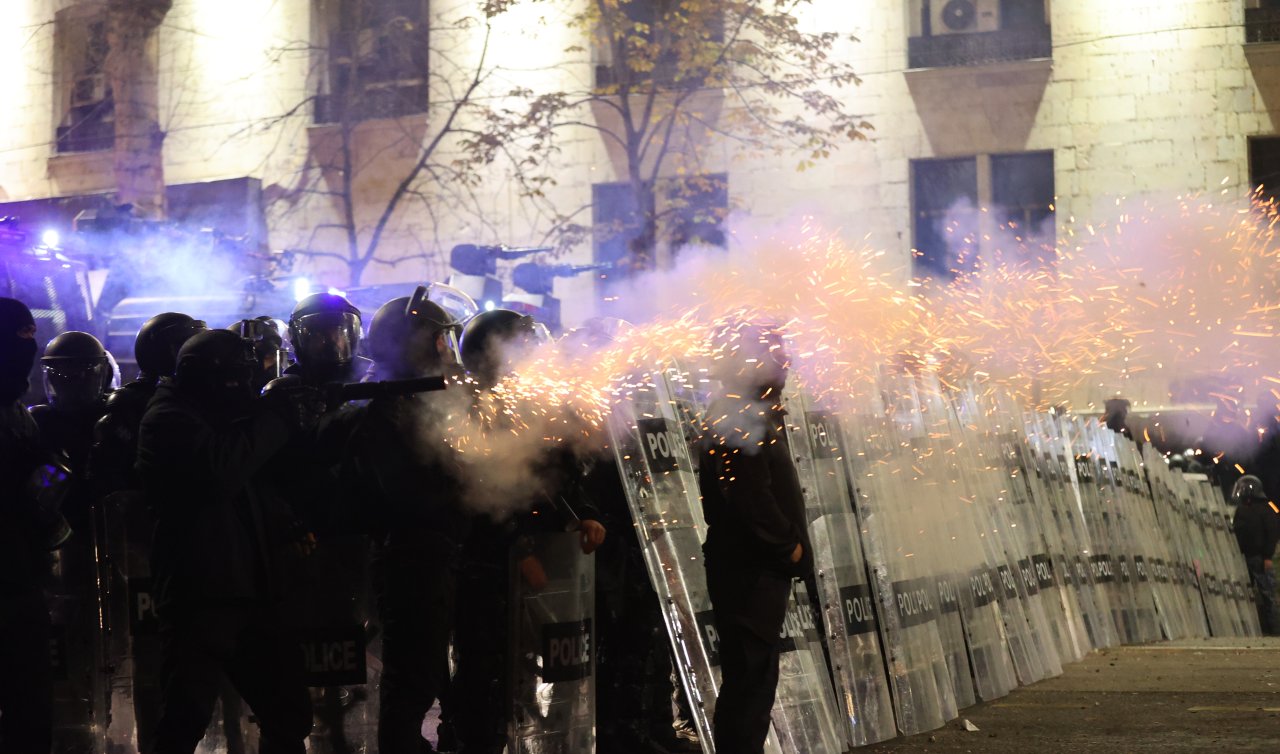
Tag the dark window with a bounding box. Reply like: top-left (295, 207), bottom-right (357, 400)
top-left (55, 16), bottom-right (113, 153)
top-left (1248, 1), bottom-right (1280, 45)
top-left (666, 173), bottom-right (728, 258)
top-left (908, 0), bottom-right (1052, 69)
top-left (595, 0), bottom-right (724, 90)
top-left (1250, 137), bottom-right (1280, 203)
top-left (991, 151), bottom-right (1055, 264)
top-left (912, 151), bottom-right (1055, 278)
top-left (317, 0), bottom-right (429, 124)
top-left (593, 181), bottom-right (652, 315)
top-left (913, 157), bottom-right (979, 278)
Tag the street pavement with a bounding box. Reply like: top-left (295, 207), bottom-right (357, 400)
top-left (864, 638), bottom-right (1280, 753)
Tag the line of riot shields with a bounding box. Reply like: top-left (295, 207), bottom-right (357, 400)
top-left (607, 365), bottom-right (1260, 752)
top-left (76, 359), bottom-right (1259, 753)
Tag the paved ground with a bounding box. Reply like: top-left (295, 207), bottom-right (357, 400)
top-left (864, 638), bottom-right (1280, 753)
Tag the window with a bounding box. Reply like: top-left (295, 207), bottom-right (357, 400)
top-left (907, 0), bottom-right (1051, 69)
top-left (1247, 1), bottom-right (1280, 45)
top-left (594, 0), bottom-right (724, 90)
top-left (592, 181), bottom-right (651, 315)
top-left (911, 151), bottom-right (1054, 279)
top-left (315, 0), bottom-right (429, 124)
top-left (54, 7), bottom-right (113, 153)
top-left (1249, 137), bottom-right (1280, 203)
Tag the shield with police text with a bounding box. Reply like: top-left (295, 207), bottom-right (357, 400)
top-left (782, 389), bottom-right (897, 746)
top-left (508, 531), bottom-right (596, 753)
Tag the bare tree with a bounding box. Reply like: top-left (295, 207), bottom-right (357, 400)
top-left (262, 0), bottom-right (546, 287)
top-left (514, 0), bottom-right (872, 275)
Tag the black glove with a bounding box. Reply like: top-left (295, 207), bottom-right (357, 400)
top-left (261, 375), bottom-right (327, 433)
top-left (23, 458), bottom-right (74, 550)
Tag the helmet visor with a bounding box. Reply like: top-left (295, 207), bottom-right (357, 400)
top-left (43, 359), bottom-right (109, 410)
top-left (293, 311), bottom-right (360, 367)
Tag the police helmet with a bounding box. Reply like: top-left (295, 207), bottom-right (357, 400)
top-left (175, 330), bottom-right (258, 399)
top-left (707, 317), bottom-right (790, 390)
top-left (288, 293), bottom-right (362, 370)
top-left (367, 292), bottom-right (461, 377)
top-left (41, 331), bottom-right (114, 410)
top-left (1232, 475), bottom-right (1268, 505)
top-left (135, 312), bottom-right (208, 379)
top-left (459, 308), bottom-right (550, 388)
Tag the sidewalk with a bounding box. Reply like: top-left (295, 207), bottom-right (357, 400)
top-left (864, 638), bottom-right (1280, 753)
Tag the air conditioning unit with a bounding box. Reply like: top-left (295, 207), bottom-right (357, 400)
top-left (932, 0), bottom-right (1000, 35)
top-left (70, 74), bottom-right (108, 107)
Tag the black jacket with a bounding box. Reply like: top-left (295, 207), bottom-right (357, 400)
top-left (89, 379), bottom-right (156, 497)
top-left (698, 395), bottom-right (814, 579)
top-left (0, 399), bottom-right (48, 594)
top-left (344, 392), bottom-right (470, 550)
top-left (1234, 499), bottom-right (1280, 561)
top-left (136, 384), bottom-right (297, 610)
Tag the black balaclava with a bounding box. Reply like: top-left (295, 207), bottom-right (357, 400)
top-left (0, 297), bottom-right (38, 403)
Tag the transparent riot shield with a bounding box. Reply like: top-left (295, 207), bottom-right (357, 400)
top-left (508, 531), bottom-right (596, 753)
top-left (669, 370), bottom-right (845, 754)
top-left (607, 374), bottom-right (722, 749)
top-left (839, 398), bottom-right (959, 735)
top-left (947, 386), bottom-right (1061, 685)
top-left (781, 389), bottom-right (897, 746)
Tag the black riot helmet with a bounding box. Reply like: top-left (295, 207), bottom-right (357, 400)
top-left (288, 293), bottom-right (362, 371)
top-left (459, 308), bottom-right (551, 389)
top-left (135, 312), bottom-right (208, 380)
top-left (1232, 475), bottom-right (1268, 505)
top-left (174, 330), bottom-right (259, 414)
top-left (41, 331), bottom-right (115, 411)
top-left (367, 288), bottom-right (462, 379)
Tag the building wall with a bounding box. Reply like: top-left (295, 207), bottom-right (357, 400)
top-left (1, 0), bottom-right (1277, 399)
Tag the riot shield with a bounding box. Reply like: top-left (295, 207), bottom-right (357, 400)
top-left (508, 531), bottom-right (596, 753)
top-left (782, 389), bottom-right (897, 746)
top-left (839, 399), bottom-right (959, 735)
top-left (948, 387), bottom-right (1061, 685)
top-left (671, 370), bottom-right (845, 754)
top-left (607, 374), bottom-right (722, 749)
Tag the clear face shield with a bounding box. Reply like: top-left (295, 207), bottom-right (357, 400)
top-left (420, 282), bottom-right (479, 324)
top-left (293, 311), bottom-right (361, 368)
top-left (43, 358), bottom-right (112, 411)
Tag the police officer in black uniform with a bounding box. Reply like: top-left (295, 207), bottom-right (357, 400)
top-left (30, 331), bottom-right (117, 752)
top-left (136, 330), bottom-right (317, 753)
top-left (698, 321), bottom-right (812, 754)
top-left (89, 312), bottom-right (207, 753)
top-left (0, 297), bottom-right (69, 754)
top-left (341, 294), bottom-right (468, 753)
top-left (1232, 475), bottom-right (1280, 636)
top-left (286, 293), bottom-right (370, 388)
top-left (452, 309), bottom-right (605, 754)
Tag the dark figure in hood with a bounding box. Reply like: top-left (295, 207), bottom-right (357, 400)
top-left (698, 320), bottom-right (812, 754)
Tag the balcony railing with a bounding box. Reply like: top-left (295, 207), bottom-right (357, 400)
top-left (908, 25), bottom-right (1052, 69)
top-left (1246, 7), bottom-right (1280, 45)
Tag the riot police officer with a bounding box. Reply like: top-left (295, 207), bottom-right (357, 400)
top-left (1232, 475), bottom-right (1280, 635)
top-left (136, 330), bottom-right (316, 754)
top-left (698, 321), bottom-right (812, 754)
top-left (0, 297), bottom-right (65, 754)
top-left (453, 309), bottom-right (605, 754)
top-left (342, 293), bottom-right (468, 753)
top-left (31, 330), bottom-right (117, 471)
top-left (89, 312), bottom-right (206, 753)
top-left (286, 293), bottom-right (370, 387)
top-left (29, 331), bottom-right (117, 752)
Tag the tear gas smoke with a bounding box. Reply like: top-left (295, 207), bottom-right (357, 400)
top-left (439, 191), bottom-right (1280, 516)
